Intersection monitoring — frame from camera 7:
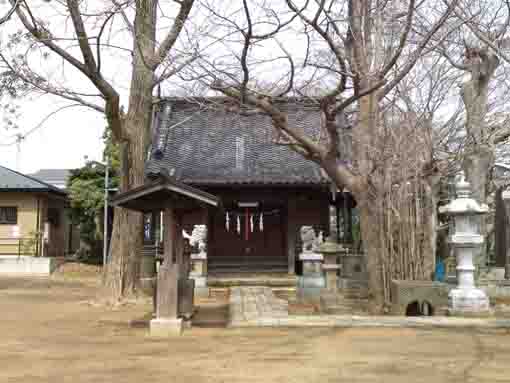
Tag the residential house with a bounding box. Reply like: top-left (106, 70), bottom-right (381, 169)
top-left (29, 168), bottom-right (80, 255)
top-left (0, 166), bottom-right (69, 257)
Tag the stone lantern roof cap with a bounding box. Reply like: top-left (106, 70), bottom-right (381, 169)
top-left (439, 172), bottom-right (488, 215)
top-left (439, 198), bottom-right (489, 215)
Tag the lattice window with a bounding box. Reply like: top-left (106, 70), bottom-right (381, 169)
top-left (0, 207), bottom-right (17, 224)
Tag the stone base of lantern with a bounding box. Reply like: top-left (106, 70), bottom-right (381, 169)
top-left (297, 252), bottom-right (325, 302)
top-left (190, 252), bottom-right (208, 298)
top-left (448, 288), bottom-right (492, 317)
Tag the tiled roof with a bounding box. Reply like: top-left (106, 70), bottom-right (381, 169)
top-left (28, 169), bottom-right (71, 189)
top-left (0, 165), bottom-right (66, 195)
top-left (146, 98), bottom-right (346, 186)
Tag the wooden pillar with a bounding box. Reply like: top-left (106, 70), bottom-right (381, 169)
top-left (155, 205), bottom-right (179, 319)
top-left (502, 191), bottom-right (510, 279)
top-left (207, 207), bottom-right (214, 272)
top-left (287, 198), bottom-right (297, 275)
top-left (320, 194), bottom-right (330, 238)
top-left (495, 188), bottom-right (506, 268)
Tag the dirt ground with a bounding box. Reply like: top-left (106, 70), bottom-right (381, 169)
top-left (1, 273), bottom-right (510, 383)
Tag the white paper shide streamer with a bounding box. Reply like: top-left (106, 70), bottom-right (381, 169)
top-left (236, 215), bottom-right (241, 234)
top-left (225, 212), bottom-right (230, 231)
top-left (259, 212), bottom-right (263, 231)
top-left (250, 214), bottom-right (254, 233)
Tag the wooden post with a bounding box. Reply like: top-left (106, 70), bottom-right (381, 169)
top-left (151, 204), bottom-right (184, 336)
top-left (163, 205), bottom-right (175, 265)
top-left (155, 205), bottom-right (179, 319)
top-left (502, 191), bottom-right (510, 279)
top-left (287, 198), bottom-right (297, 275)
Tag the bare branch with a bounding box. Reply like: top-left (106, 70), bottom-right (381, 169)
top-left (275, 40), bottom-right (295, 97)
top-left (151, 0), bottom-right (195, 69)
top-left (380, 0), bottom-right (459, 98)
top-left (66, 0), bottom-right (98, 72)
top-left (0, 0), bottom-right (20, 25)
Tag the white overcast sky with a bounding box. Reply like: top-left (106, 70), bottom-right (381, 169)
top-left (1, 0), bottom-right (507, 174)
top-left (0, 95), bottom-right (106, 174)
top-left (0, 0), bottom-right (305, 174)
top-left (0, 0), bottom-right (179, 174)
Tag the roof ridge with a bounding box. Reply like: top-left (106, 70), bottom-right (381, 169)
top-left (0, 165), bottom-right (67, 194)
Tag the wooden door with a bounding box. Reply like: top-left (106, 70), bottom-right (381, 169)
top-left (209, 207), bottom-right (286, 271)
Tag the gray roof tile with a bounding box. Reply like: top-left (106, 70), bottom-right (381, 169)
top-left (146, 98), bottom-right (336, 186)
top-left (28, 169), bottom-right (71, 186)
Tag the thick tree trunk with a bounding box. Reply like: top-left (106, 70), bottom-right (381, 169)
top-left (328, 91), bottom-right (438, 311)
top-left (355, 91), bottom-right (387, 308)
top-left (461, 50), bottom-right (499, 273)
top-left (103, 1), bottom-right (156, 300)
top-left (358, 203), bottom-right (385, 312)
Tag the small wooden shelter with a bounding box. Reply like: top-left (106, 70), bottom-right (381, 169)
top-left (111, 177), bottom-right (220, 335)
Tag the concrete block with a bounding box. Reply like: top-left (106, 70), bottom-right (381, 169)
top-left (0, 256), bottom-right (60, 275)
top-left (149, 318), bottom-right (183, 337)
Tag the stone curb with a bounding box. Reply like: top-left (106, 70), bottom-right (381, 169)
top-left (228, 286), bottom-right (510, 329)
top-left (229, 315), bottom-right (510, 328)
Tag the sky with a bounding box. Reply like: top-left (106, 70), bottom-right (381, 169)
top-left (0, 0), bottom-right (505, 176)
top-left (0, 95), bottom-right (106, 174)
top-left (0, 0), bottom-right (219, 175)
top-left (0, 1), bottom-right (132, 174)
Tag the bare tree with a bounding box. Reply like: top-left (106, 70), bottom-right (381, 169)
top-left (0, 0), bottom-right (20, 25)
top-left (2, 0), bottom-right (196, 300)
top-left (192, 0), bottom-right (459, 309)
top-left (436, 0), bottom-right (510, 270)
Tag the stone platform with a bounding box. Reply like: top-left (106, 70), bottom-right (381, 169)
top-left (228, 287), bottom-right (510, 329)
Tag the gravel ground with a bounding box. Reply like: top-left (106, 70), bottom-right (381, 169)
top-left (1, 275), bottom-right (510, 383)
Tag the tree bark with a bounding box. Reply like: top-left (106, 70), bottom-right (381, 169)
top-left (103, 0), bottom-right (156, 300)
top-left (461, 48), bottom-right (499, 273)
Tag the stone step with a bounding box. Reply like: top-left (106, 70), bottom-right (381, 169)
top-left (209, 266), bottom-right (289, 274)
top-left (208, 273), bottom-right (298, 288)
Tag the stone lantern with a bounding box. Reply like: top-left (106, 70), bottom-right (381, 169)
top-left (439, 172), bottom-right (491, 316)
top-left (319, 238), bottom-right (345, 292)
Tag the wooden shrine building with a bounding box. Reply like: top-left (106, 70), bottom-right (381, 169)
top-left (140, 97), bottom-right (355, 275)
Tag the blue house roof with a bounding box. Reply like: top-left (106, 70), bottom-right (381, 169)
top-left (0, 165), bottom-right (67, 195)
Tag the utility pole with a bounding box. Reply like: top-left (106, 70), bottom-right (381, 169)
top-left (15, 133), bottom-right (24, 171)
top-left (103, 156), bottom-right (109, 267)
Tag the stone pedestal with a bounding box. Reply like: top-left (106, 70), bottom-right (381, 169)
top-left (439, 173), bottom-right (491, 317)
top-left (297, 252), bottom-right (324, 302)
top-left (150, 318), bottom-right (183, 337)
top-left (190, 251), bottom-right (208, 297)
top-left (319, 239), bottom-right (346, 292)
top-left (188, 225), bottom-right (208, 297)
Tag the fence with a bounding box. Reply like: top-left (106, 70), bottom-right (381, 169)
top-left (0, 237), bottom-right (41, 257)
